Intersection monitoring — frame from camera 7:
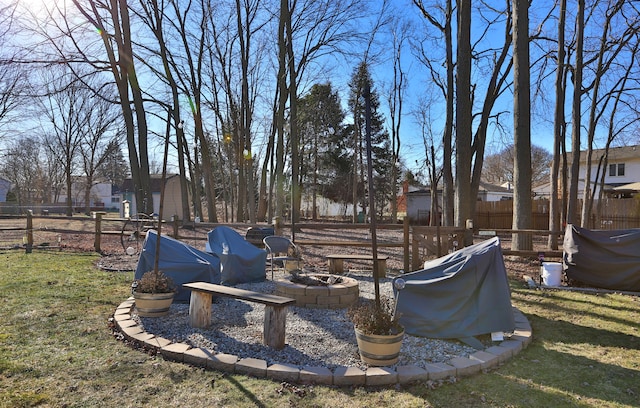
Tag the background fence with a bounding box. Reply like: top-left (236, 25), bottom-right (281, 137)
top-left (475, 198), bottom-right (640, 230)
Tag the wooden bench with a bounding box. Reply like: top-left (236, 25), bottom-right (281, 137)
top-left (326, 254), bottom-right (389, 277)
top-left (182, 282), bottom-right (295, 350)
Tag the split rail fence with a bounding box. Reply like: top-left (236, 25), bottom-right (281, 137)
top-left (0, 212), bottom-right (566, 273)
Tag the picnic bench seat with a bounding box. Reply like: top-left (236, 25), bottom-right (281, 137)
top-left (182, 282), bottom-right (295, 350)
top-left (326, 254), bottom-right (389, 277)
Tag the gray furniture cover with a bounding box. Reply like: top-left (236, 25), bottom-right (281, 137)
top-left (206, 226), bottom-right (267, 285)
top-left (135, 230), bottom-right (221, 302)
top-left (563, 224), bottom-right (640, 291)
top-left (393, 237), bottom-right (514, 348)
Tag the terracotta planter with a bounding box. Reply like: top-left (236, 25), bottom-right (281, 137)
top-left (354, 327), bottom-right (404, 366)
top-left (133, 292), bottom-right (175, 317)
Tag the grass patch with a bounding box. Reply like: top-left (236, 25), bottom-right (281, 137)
top-left (0, 251), bottom-right (638, 407)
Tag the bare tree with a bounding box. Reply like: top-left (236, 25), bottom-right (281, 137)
top-left (0, 2), bottom-right (25, 129)
top-left (483, 144), bottom-right (552, 187)
top-left (0, 138), bottom-right (46, 208)
top-left (579, 0), bottom-right (639, 228)
top-left (566, 0), bottom-right (585, 226)
top-left (413, 0), bottom-right (455, 226)
top-left (135, 0), bottom-right (193, 223)
top-left (548, 0), bottom-right (567, 250)
top-left (78, 92), bottom-right (121, 214)
top-left (384, 15), bottom-right (409, 223)
top-left (414, 1), bottom-right (513, 234)
top-left (511, 0), bottom-right (532, 251)
top-left (455, 0), bottom-right (473, 242)
top-left (38, 71), bottom-right (87, 215)
top-left (414, 96), bottom-right (443, 226)
top-left (70, 0), bottom-right (154, 215)
top-left (273, 0), bottom-right (370, 227)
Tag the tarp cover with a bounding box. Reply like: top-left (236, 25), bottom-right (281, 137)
top-left (206, 226), bottom-right (267, 285)
top-left (135, 230), bottom-right (221, 301)
top-left (563, 224), bottom-right (640, 291)
top-left (393, 237), bottom-right (514, 345)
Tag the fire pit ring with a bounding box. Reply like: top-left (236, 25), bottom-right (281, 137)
top-left (274, 273), bottom-right (359, 309)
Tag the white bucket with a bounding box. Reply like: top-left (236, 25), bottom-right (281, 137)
top-left (541, 262), bottom-right (563, 286)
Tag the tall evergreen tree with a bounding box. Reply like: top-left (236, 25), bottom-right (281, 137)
top-left (347, 62), bottom-right (397, 220)
top-left (297, 83), bottom-right (345, 219)
top-left (97, 139), bottom-right (129, 189)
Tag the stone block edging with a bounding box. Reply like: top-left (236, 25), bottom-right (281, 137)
top-left (113, 298), bottom-right (532, 386)
top-left (274, 275), bottom-right (359, 309)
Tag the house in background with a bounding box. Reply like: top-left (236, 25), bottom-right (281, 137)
top-left (477, 181), bottom-right (513, 201)
top-left (56, 177), bottom-right (117, 211)
top-left (119, 174), bottom-right (188, 219)
top-left (404, 181), bottom-right (512, 224)
top-left (568, 144), bottom-right (640, 198)
top-left (533, 144), bottom-right (640, 199)
top-left (0, 177), bottom-right (11, 202)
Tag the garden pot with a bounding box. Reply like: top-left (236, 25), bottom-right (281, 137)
top-left (354, 326), bottom-right (404, 366)
top-left (133, 292), bottom-right (175, 317)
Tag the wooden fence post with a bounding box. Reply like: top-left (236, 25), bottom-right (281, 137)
top-left (403, 216), bottom-right (410, 273)
top-left (94, 213), bottom-right (102, 252)
top-left (272, 216), bottom-right (282, 236)
top-left (26, 210), bottom-right (33, 254)
top-left (173, 215), bottom-right (179, 238)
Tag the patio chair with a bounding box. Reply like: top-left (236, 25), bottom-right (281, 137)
top-left (263, 235), bottom-right (302, 280)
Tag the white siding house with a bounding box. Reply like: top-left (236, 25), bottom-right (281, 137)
top-left (568, 144), bottom-right (640, 198)
top-left (56, 177), bottom-right (117, 210)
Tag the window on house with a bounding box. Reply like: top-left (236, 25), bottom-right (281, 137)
top-left (609, 163), bottom-right (625, 177)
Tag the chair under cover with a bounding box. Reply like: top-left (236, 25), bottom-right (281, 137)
top-left (135, 230), bottom-right (221, 302)
top-left (206, 226), bottom-right (267, 285)
top-left (393, 237), bottom-right (515, 348)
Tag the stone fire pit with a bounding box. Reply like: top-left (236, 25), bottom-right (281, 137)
top-left (274, 273), bottom-right (359, 309)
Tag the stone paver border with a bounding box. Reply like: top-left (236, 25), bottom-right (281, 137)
top-left (113, 297), bottom-right (532, 386)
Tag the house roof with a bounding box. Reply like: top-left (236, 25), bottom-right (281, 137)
top-left (121, 174), bottom-right (180, 193)
top-left (478, 181), bottom-right (512, 193)
top-left (570, 144), bottom-right (640, 164)
top-left (613, 182), bottom-right (640, 192)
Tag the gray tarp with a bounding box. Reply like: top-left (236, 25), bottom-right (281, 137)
top-left (206, 226), bottom-right (267, 285)
top-left (563, 224), bottom-right (640, 291)
top-left (135, 230), bottom-right (221, 301)
top-left (393, 237), bottom-right (514, 347)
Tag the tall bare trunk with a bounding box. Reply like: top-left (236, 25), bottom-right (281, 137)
top-left (567, 0), bottom-right (584, 226)
top-left (549, 0), bottom-right (566, 249)
top-left (511, 0), bottom-right (532, 251)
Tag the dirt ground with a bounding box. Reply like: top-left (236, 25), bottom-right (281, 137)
top-left (0, 216), bottom-right (549, 281)
top-left (82, 226), bottom-right (548, 283)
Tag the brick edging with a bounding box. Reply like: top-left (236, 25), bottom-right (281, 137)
top-left (113, 297), bottom-right (532, 386)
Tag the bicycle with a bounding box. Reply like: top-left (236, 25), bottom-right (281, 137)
top-left (120, 213), bottom-right (158, 254)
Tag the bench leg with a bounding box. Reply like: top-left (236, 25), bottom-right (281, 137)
top-left (189, 291), bottom-right (212, 328)
top-left (328, 258), bottom-right (344, 274)
top-left (263, 305), bottom-right (287, 350)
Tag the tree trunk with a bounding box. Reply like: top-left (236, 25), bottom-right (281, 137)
top-left (549, 0), bottom-right (566, 250)
top-left (454, 0), bottom-right (472, 242)
top-left (511, 0), bottom-right (532, 251)
top-left (567, 0), bottom-right (585, 226)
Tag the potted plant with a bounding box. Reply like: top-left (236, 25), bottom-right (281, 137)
top-left (347, 295), bottom-right (404, 366)
top-left (131, 269), bottom-right (176, 317)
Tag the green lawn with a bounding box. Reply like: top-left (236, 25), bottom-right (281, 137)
top-left (0, 251), bottom-right (638, 407)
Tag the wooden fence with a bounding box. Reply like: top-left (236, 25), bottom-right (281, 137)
top-left (475, 198), bottom-right (640, 230)
top-left (1, 213), bottom-right (568, 273)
